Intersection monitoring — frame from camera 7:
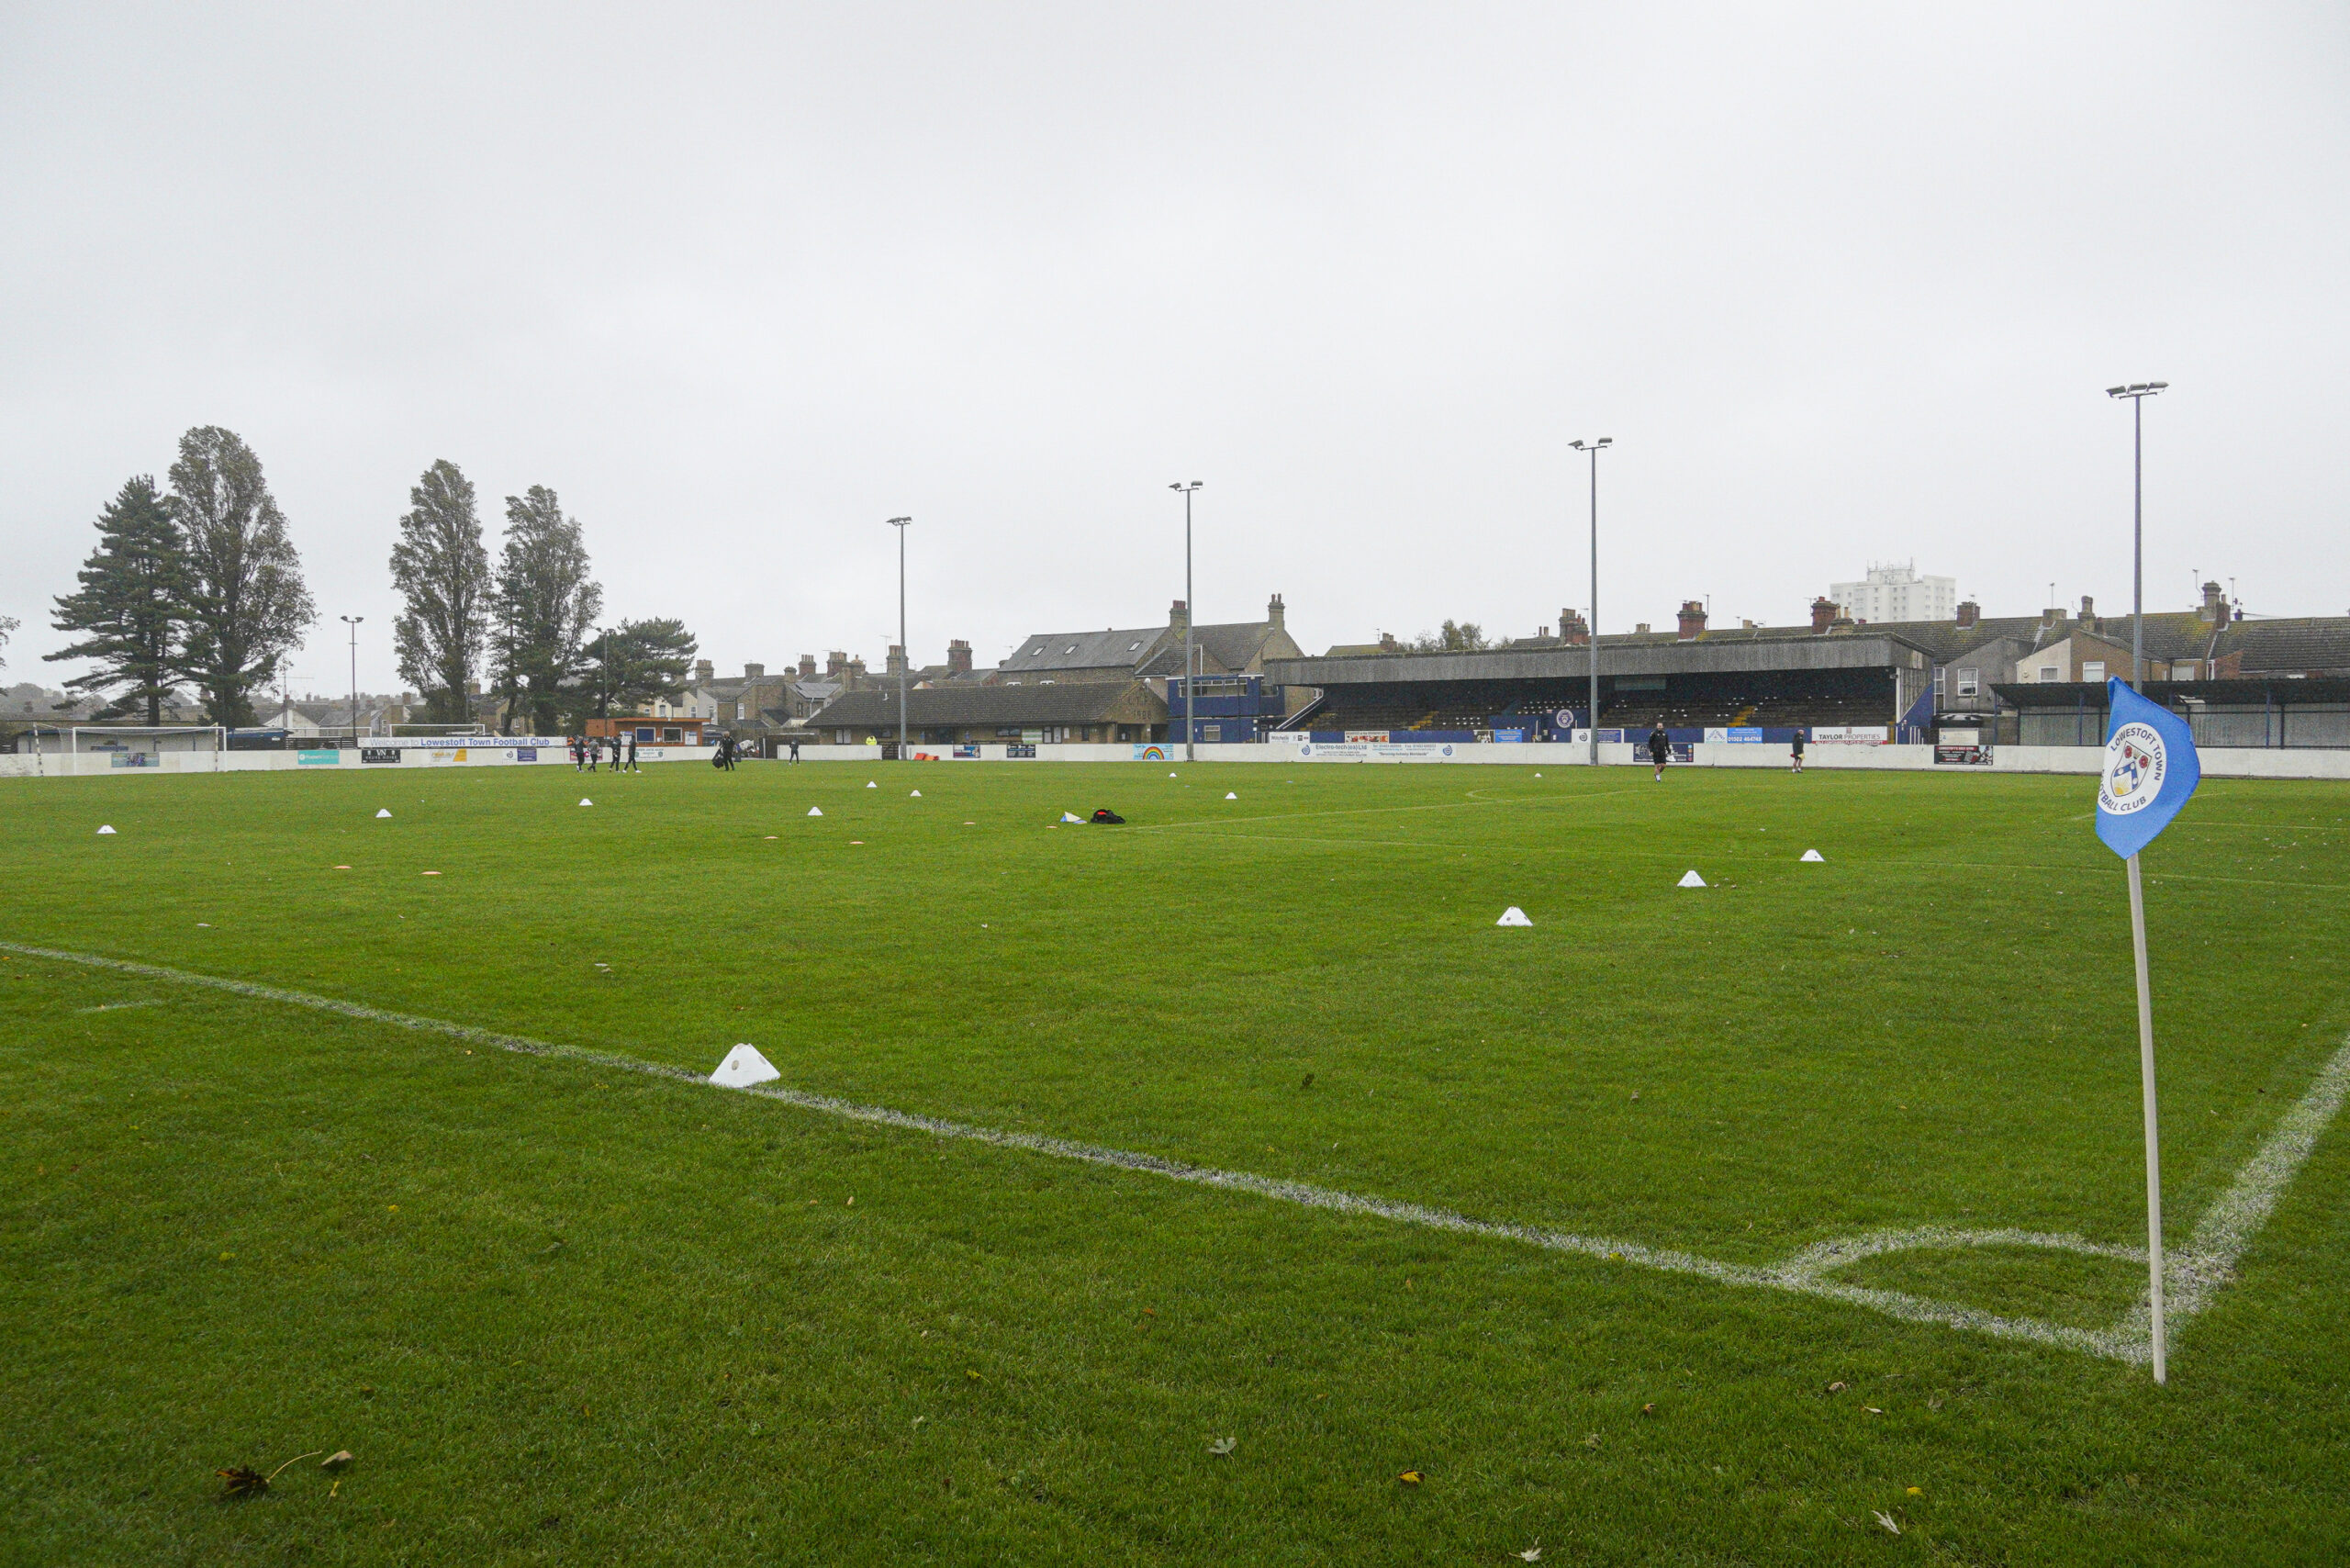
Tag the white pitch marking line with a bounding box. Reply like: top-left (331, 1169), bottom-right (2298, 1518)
top-left (5, 938), bottom-right (2343, 1366)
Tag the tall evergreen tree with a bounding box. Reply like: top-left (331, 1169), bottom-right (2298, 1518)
top-left (168, 427), bottom-right (316, 727)
top-left (0, 616), bottom-right (17, 671)
top-left (581, 617), bottom-right (699, 719)
top-left (491, 485), bottom-right (601, 734)
top-left (388, 459), bottom-right (492, 723)
top-left (45, 476), bottom-right (191, 723)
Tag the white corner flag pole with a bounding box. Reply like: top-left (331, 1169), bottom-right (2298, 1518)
top-left (2125, 852), bottom-right (2167, 1383)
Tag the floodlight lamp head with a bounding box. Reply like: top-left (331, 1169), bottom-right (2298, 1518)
top-left (887, 515), bottom-right (912, 527)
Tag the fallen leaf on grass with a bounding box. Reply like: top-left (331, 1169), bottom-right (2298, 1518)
top-left (1905, 1486), bottom-right (1922, 1495)
top-left (1873, 1510), bottom-right (1901, 1536)
top-left (1863, 1406), bottom-right (1884, 1415)
top-left (216, 1466), bottom-right (268, 1497)
top-left (1826, 1381), bottom-right (1848, 1394)
top-left (966, 1370), bottom-right (981, 1382)
top-left (1397, 1470), bottom-right (1423, 1486)
top-left (1517, 1547), bottom-right (1543, 1562)
top-left (320, 1451), bottom-right (352, 1469)
top-left (1639, 1403), bottom-right (1656, 1416)
top-left (1583, 1433), bottom-right (1601, 1450)
top-left (1207, 1437), bottom-right (1236, 1456)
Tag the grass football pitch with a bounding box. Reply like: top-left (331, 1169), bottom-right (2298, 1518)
top-left (4, 758), bottom-right (2347, 1564)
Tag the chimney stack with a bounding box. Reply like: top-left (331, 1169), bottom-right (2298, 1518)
top-left (1266, 593), bottom-right (1285, 630)
top-left (1676, 600), bottom-right (1707, 640)
top-left (694, 658), bottom-right (714, 685)
top-left (1954, 599), bottom-right (1979, 631)
top-left (1811, 597), bottom-right (1838, 633)
top-left (2200, 580), bottom-right (2229, 624)
top-left (1378, 632), bottom-right (1400, 653)
top-left (825, 651), bottom-right (846, 678)
top-left (1169, 598), bottom-right (1190, 635)
top-left (744, 663), bottom-right (765, 679)
top-left (798, 654), bottom-right (816, 678)
top-left (1559, 608), bottom-right (1590, 645)
top-left (946, 638), bottom-right (973, 675)
top-left (885, 645), bottom-right (905, 678)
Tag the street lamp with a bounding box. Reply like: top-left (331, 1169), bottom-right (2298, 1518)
top-left (888, 517), bottom-right (912, 756)
top-left (338, 615), bottom-right (364, 745)
top-left (2105, 382), bottom-right (2167, 689)
top-left (1169, 482), bottom-right (1203, 761)
top-left (1569, 438), bottom-right (1612, 766)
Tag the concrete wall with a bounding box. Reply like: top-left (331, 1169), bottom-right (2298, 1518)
top-left (10, 736), bottom-right (2349, 782)
top-left (0, 742), bottom-right (718, 779)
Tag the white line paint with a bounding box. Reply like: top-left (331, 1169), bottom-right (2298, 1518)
top-left (6, 938), bottom-right (2344, 1366)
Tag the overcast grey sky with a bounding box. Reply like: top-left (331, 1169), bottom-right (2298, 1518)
top-left (5, 3), bottom-right (2345, 695)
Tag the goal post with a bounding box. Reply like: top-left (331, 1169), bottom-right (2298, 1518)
top-left (64, 725), bottom-right (229, 772)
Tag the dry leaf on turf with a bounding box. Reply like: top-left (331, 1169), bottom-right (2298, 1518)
top-left (321, 1451), bottom-right (352, 1469)
top-left (1207, 1437), bottom-right (1236, 1456)
top-left (1826, 1381), bottom-right (1848, 1394)
top-left (1397, 1470), bottom-right (1423, 1486)
top-left (1518, 1547), bottom-right (1543, 1562)
top-left (1583, 1432), bottom-right (1602, 1449)
top-left (217, 1466), bottom-right (268, 1497)
top-left (1873, 1511), bottom-right (1901, 1536)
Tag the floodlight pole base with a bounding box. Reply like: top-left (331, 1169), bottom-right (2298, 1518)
top-left (2127, 851), bottom-right (2167, 1383)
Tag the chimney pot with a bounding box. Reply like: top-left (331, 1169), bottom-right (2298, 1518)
top-left (1676, 599), bottom-right (1707, 640)
top-left (1266, 593), bottom-right (1285, 630)
top-left (1954, 599), bottom-right (1979, 631)
top-left (744, 663), bottom-right (764, 679)
top-left (946, 638), bottom-right (973, 675)
top-left (1811, 597), bottom-right (1838, 633)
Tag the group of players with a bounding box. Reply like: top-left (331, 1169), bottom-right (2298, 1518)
top-left (569, 734), bottom-right (637, 772)
top-left (1642, 722), bottom-right (1807, 779)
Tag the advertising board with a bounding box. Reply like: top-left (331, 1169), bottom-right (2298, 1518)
top-left (361, 746), bottom-right (402, 764)
top-left (1811, 726), bottom-right (1889, 745)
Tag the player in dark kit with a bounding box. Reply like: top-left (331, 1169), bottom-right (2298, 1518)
top-left (1648, 723), bottom-right (1671, 782)
top-left (1790, 729), bottom-right (1806, 773)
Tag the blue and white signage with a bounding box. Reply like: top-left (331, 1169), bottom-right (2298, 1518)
top-left (2095, 678), bottom-right (2200, 859)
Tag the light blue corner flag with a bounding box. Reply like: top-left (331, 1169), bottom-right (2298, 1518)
top-left (2096, 678), bottom-right (2200, 859)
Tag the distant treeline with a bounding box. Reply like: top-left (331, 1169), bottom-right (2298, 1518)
top-left (36, 430), bottom-right (695, 733)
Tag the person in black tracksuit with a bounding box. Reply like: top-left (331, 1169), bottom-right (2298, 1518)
top-left (1790, 729), bottom-right (1806, 773)
top-left (626, 734), bottom-right (638, 772)
top-left (1648, 722), bottom-right (1671, 782)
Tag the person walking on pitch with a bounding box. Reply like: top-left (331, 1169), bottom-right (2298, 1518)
top-left (626, 734), bottom-right (638, 772)
top-left (1648, 722), bottom-right (1671, 781)
top-left (1790, 729), bottom-right (1806, 773)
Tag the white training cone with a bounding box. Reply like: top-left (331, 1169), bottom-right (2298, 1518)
top-left (808, 806), bottom-right (823, 816)
top-left (1169, 771), bottom-right (1178, 778)
top-left (375, 809), bottom-right (392, 818)
top-left (1061, 812), bottom-right (1084, 823)
top-left (1495, 906), bottom-right (1533, 927)
top-left (710, 1044), bottom-right (781, 1089)
top-left (1225, 791), bottom-right (1237, 800)
top-left (579, 798), bottom-right (593, 806)
top-left (867, 780), bottom-right (878, 789)
top-left (1800, 849), bottom-right (1825, 862)
top-left (910, 790), bottom-right (922, 798)
top-left (1677, 869), bottom-right (1707, 888)
top-left (95, 824), bottom-right (117, 835)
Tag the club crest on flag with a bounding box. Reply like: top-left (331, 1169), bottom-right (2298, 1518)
top-left (2095, 678), bottom-right (2199, 860)
top-left (2100, 725), bottom-right (2164, 814)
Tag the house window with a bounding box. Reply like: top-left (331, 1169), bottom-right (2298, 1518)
top-left (1932, 666), bottom-right (1945, 698)
top-left (732, 700), bottom-right (744, 719)
top-left (2082, 661), bottom-right (2105, 683)
top-left (1955, 668), bottom-right (1979, 698)
top-left (2038, 666), bottom-right (2059, 682)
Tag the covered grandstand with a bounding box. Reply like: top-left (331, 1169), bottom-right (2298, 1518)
top-left (1264, 631), bottom-right (1935, 742)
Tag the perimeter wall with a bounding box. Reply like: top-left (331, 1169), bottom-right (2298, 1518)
top-left (6, 740), bottom-right (2347, 781)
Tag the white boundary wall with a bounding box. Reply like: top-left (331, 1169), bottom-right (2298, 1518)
top-left (0, 738), bottom-right (717, 779)
top-left (9, 737), bottom-right (2348, 782)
